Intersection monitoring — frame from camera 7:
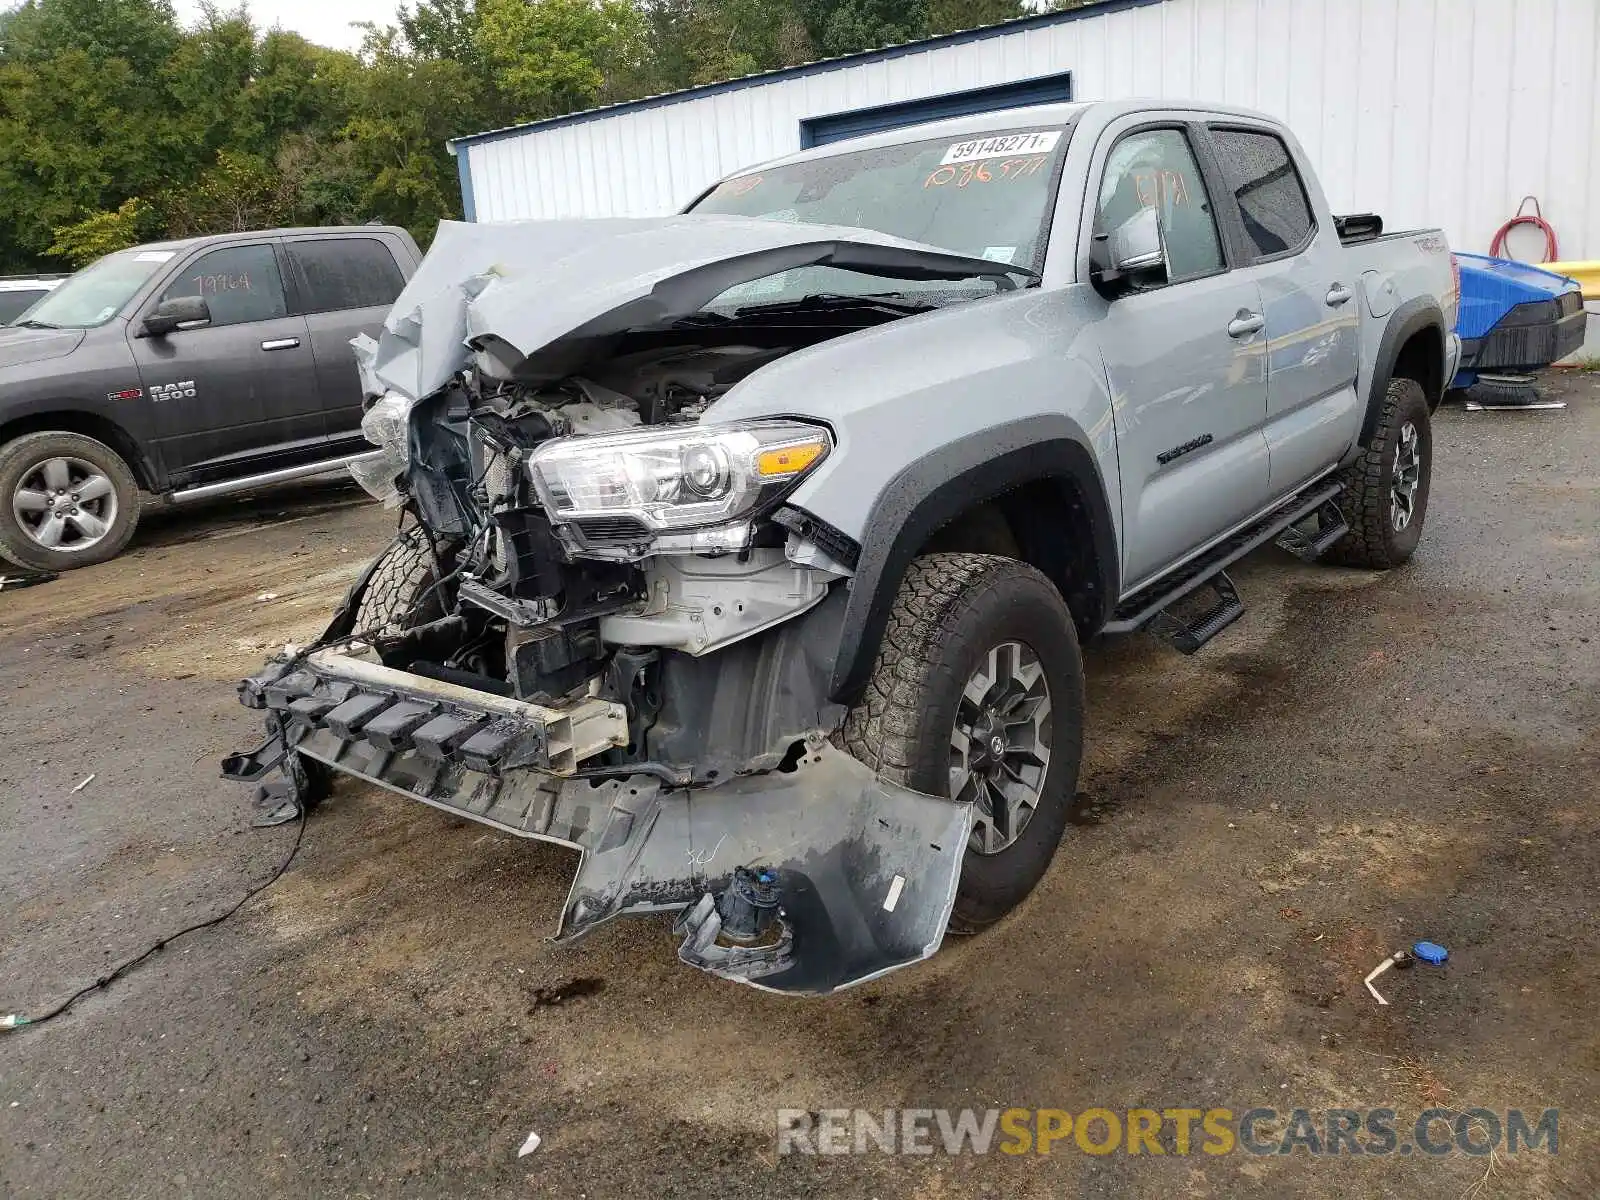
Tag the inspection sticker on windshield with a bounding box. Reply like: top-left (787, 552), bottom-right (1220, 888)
top-left (941, 130), bottom-right (1061, 166)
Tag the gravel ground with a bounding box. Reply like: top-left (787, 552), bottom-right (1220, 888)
top-left (1, 372), bottom-right (1596, 1198)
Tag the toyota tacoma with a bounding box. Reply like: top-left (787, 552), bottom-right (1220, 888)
top-left (228, 101), bottom-right (1461, 995)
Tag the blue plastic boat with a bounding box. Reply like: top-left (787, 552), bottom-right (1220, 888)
top-left (1453, 253), bottom-right (1586, 395)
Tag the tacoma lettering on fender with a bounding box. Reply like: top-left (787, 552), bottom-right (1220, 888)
top-left (227, 100), bottom-right (1460, 995)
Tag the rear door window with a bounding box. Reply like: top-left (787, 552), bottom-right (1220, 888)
top-left (286, 238), bottom-right (406, 314)
top-left (162, 245), bottom-right (288, 326)
top-left (1209, 129), bottom-right (1316, 259)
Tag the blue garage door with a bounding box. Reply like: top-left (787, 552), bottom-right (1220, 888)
top-left (799, 71), bottom-right (1073, 148)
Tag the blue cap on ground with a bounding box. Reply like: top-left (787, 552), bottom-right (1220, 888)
top-left (1412, 941), bottom-right (1449, 964)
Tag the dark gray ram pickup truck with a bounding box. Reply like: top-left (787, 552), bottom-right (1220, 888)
top-left (0, 226), bottom-right (420, 570)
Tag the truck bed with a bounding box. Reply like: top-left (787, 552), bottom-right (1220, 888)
top-left (1336, 222), bottom-right (1459, 408)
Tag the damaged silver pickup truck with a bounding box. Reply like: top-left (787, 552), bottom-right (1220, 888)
top-left (227, 100), bottom-right (1459, 994)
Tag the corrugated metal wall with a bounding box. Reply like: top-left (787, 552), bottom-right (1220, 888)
top-left (460, 0), bottom-right (1600, 259)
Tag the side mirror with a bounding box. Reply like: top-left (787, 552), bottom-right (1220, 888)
top-left (1090, 206), bottom-right (1169, 298)
top-left (141, 296), bottom-right (212, 337)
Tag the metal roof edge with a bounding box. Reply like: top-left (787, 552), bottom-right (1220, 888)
top-left (448, 0), bottom-right (1163, 151)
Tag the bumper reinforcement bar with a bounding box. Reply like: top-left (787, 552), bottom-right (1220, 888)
top-left (238, 649), bottom-right (629, 776)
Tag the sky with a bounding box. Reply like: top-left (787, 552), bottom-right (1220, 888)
top-left (171, 0), bottom-right (402, 52)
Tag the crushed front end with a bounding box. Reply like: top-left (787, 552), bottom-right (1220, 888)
top-left (224, 218), bottom-right (1001, 994)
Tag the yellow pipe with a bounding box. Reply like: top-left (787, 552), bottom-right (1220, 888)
top-left (1544, 260), bottom-right (1600, 301)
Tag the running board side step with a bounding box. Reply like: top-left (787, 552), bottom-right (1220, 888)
top-left (1146, 571), bottom-right (1243, 654)
top-left (1273, 497), bottom-right (1349, 562)
top-left (169, 450), bottom-right (384, 504)
top-left (1103, 480), bottom-right (1344, 648)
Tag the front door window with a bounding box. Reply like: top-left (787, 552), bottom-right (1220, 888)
top-left (1096, 129), bottom-right (1224, 284)
top-left (161, 245), bottom-right (287, 326)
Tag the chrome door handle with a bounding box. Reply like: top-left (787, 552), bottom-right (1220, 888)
top-left (1326, 284), bottom-right (1353, 307)
top-left (1227, 312), bottom-right (1265, 338)
top-left (261, 337), bottom-right (301, 351)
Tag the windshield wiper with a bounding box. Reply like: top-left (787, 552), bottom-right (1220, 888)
top-left (734, 292), bottom-right (937, 317)
top-left (672, 310), bottom-right (732, 327)
top-left (11, 319), bottom-right (62, 330)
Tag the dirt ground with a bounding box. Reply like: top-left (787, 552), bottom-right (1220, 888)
top-left (2, 373), bottom-right (1597, 1198)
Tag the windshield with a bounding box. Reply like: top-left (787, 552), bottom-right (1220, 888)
top-left (13, 249), bottom-right (176, 329)
top-left (689, 125), bottom-right (1070, 309)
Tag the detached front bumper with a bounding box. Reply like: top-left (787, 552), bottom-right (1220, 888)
top-left (229, 649), bottom-right (971, 995)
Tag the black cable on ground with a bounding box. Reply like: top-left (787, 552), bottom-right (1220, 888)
top-left (2, 811), bottom-right (307, 1032)
top-left (15, 505), bottom-right (479, 1032)
top-left (8, 508), bottom-right (446, 1031)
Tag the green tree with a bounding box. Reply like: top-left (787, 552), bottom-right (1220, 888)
top-left (795, 0), bottom-right (921, 57)
top-left (475, 0), bottom-right (650, 120)
top-left (158, 7), bottom-right (258, 169)
top-left (164, 148), bottom-right (293, 235)
top-left (633, 0), bottom-right (698, 91)
top-left (343, 25), bottom-right (483, 244)
top-left (0, 0), bottom-right (188, 267)
top-left (0, 0), bottom-right (180, 72)
top-left (925, 0), bottom-right (1029, 37)
top-left (793, 0), bottom-right (1031, 58)
top-left (46, 196), bottom-right (156, 266)
top-left (0, 0), bottom-right (1052, 274)
top-left (0, 49), bottom-right (173, 263)
top-left (243, 31), bottom-right (358, 149)
top-left (668, 0), bottom-right (812, 86)
top-left (398, 0), bottom-right (483, 69)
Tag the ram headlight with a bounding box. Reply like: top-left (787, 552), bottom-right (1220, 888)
top-left (348, 391), bottom-right (415, 507)
top-left (528, 421), bottom-right (831, 533)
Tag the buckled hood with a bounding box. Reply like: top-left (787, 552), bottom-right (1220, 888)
top-left (354, 216), bottom-right (1027, 401)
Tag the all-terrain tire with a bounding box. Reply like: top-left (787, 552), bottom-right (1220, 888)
top-left (353, 526), bottom-right (447, 637)
top-left (842, 553), bottom-right (1085, 933)
top-left (0, 431), bottom-right (141, 570)
top-left (1326, 377), bottom-right (1432, 569)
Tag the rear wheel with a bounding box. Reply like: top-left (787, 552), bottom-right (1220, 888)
top-left (0, 431), bottom-right (141, 570)
top-left (1326, 377), bottom-right (1432, 569)
top-left (843, 553), bottom-right (1085, 932)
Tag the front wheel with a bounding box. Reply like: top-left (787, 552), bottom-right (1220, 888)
top-left (843, 553), bottom-right (1085, 933)
top-left (353, 526), bottom-right (449, 637)
top-left (0, 431), bottom-right (141, 570)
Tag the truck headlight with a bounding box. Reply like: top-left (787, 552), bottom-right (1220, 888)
top-left (528, 421), bottom-right (831, 532)
top-left (348, 391), bottom-right (414, 507)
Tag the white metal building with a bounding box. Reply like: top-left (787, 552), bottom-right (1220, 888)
top-left (449, 0), bottom-right (1600, 262)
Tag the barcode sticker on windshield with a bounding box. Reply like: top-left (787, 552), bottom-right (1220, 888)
top-left (134, 251), bottom-right (176, 263)
top-left (941, 130), bottom-right (1061, 166)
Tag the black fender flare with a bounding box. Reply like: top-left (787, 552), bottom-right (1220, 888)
top-left (824, 414), bottom-right (1119, 706)
top-left (0, 398), bottom-right (165, 492)
top-left (1359, 298), bottom-right (1446, 447)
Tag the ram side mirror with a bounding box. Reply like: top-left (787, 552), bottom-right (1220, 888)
top-left (1090, 206), bottom-right (1169, 298)
top-left (141, 296), bottom-right (212, 337)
